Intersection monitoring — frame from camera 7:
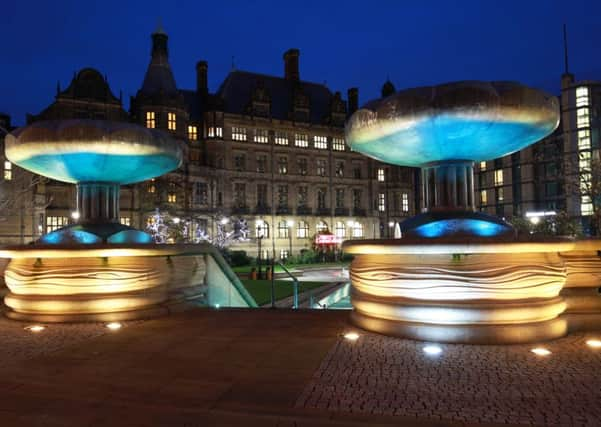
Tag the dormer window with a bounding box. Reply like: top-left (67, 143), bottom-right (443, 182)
top-left (146, 112), bottom-right (156, 128)
top-left (168, 113), bottom-right (176, 131)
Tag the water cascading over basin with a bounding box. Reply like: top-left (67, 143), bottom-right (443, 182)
top-left (343, 81), bottom-right (574, 344)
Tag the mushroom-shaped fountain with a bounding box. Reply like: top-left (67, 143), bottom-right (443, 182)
top-left (1, 119), bottom-right (256, 321)
top-left (344, 81), bottom-right (601, 344)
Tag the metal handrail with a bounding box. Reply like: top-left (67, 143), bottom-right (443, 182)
top-left (275, 260), bottom-right (299, 309)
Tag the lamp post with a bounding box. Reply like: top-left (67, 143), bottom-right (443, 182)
top-left (347, 220), bottom-right (355, 239)
top-left (256, 219), bottom-right (264, 279)
top-left (286, 219), bottom-right (294, 261)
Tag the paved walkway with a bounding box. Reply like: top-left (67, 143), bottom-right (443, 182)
top-left (1, 308), bottom-right (600, 426)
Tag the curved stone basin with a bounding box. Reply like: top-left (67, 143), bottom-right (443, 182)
top-left (343, 238), bottom-right (601, 344)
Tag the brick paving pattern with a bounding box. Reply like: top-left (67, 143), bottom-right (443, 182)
top-left (297, 332), bottom-right (601, 426)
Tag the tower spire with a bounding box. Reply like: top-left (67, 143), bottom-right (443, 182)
top-left (563, 24), bottom-right (569, 74)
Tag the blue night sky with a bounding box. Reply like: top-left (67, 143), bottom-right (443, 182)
top-left (1, 0), bottom-right (600, 126)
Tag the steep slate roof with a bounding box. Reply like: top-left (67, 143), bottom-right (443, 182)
top-left (215, 70), bottom-right (335, 125)
top-left (140, 56), bottom-right (178, 96)
top-left (59, 68), bottom-right (121, 104)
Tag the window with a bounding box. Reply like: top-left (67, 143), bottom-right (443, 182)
top-left (317, 188), bottom-right (327, 209)
top-left (232, 127), bottom-right (247, 141)
top-left (297, 158), bottom-right (308, 175)
top-left (257, 184), bottom-right (268, 207)
top-left (256, 155), bottom-right (267, 173)
top-left (188, 125), bottom-right (198, 141)
top-left (254, 129), bottom-right (269, 144)
top-left (168, 193), bottom-right (177, 203)
top-left (479, 161), bottom-right (487, 171)
top-left (275, 132), bottom-right (288, 145)
top-left (3, 161), bottom-right (12, 181)
top-left (120, 217), bottom-right (131, 226)
top-left (256, 221), bottom-right (269, 238)
top-left (335, 221), bottom-right (346, 238)
top-left (145, 111), bottom-right (155, 128)
top-left (496, 187), bottom-right (504, 202)
top-left (377, 168), bottom-right (385, 182)
top-left (576, 87), bottom-right (589, 108)
top-left (278, 220), bottom-right (290, 238)
top-left (147, 179), bottom-right (156, 193)
top-left (333, 137), bottom-right (345, 151)
top-left (577, 108), bottom-right (590, 128)
top-left (234, 183), bottom-right (246, 208)
top-left (167, 112), bottom-right (176, 131)
top-left (336, 189), bottom-right (345, 208)
top-left (578, 129), bottom-right (591, 150)
top-left (298, 186), bottom-right (308, 207)
top-left (278, 156), bottom-right (288, 175)
top-left (335, 161), bottom-right (344, 178)
top-left (581, 195), bottom-right (593, 216)
top-left (234, 153), bottom-right (246, 171)
top-left (314, 135), bottom-right (328, 149)
top-left (277, 185), bottom-right (288, 208)
top-left (353, 164), bottom-right (362, 179)
top-left (195, 182), bottom-right (208, 205)
top-left (316, 221), bottom-right (328, 233)
top-left (378, 193), bottom-right (386, 212)
top-left (352, 222), bottom-right (364, 238)
top-left (295, 133), bottom-right (309, 148)
top-left (280, 249), bottom-right (290, 260)
top-left (494, 169), bottom-right (503, 186)
top-left (316, 159), bottom-right (327, 177)
top-left (352, 189), bottom-right (362, 208)
top-left (481, 190), bottom-right (488, 205)
top-left (46, 216), bottom-right (69, 233)
top-left (402, 193), bottom-right (409, 212)
top-left (208, 126), bottom-right (223, 138)
top-left (297, 220), bottom-right (309, 238)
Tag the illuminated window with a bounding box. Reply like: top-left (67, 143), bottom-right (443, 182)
top-left (167, 112), bottom-right (176, 131)
top-left (335, 161), bottom-right (344, 177)
top-left (188, 125), bottom-right (198, 141)
top-left (208, 126), bottom-right (223, 138)
top-left (576, 87), bottom-right (589, 107)
top-left (352, 222), bottom-right (364, 238)
top-left (280, 249), bottom-right (289, 260)
top-left (275, 132), bottom-right (288, 145)
top-left (377, 168), bottom-right (385, 182)
top-left (577, 108), bottom-right (590, 128)
top-left (120, 217), bottom-right (131, 226)
top-left (378, 193), bottom-right (386, 212)
top-left (480, 161), bottom-right (487, 171)
top-left (481, 190), bottom-right (487, 205)
top-left (168, 193), bottom-right (177, 203)
top-left (578, 129), bottom-right (591, 150)
top-left (497, 187), bottom-right (504, 202)
top-left (316, 159), bottom-right (327, 177)
top-left (3, 161), bottom-right (12, 181)
top-left (295, 133), bottom-right (309, 148)
top-left (581, 195), bottom-right (593, 216)
top-left (256, 221), bottom-right (269, 238)
top-left (494, 169), bottom-right (503, 186)
top-left (278, 220), bottom-right (289, 238)
top-left (147, 179), bottom-right (156, 193)
top-left (46, 216), bottom-right (68, 233)
top-left (145, 111), bottom-right (156, 128)
top-left (254, 129), bottom-right (269, 144)
top-left (402, 193), bottom-right (409, 212)
top-left (335, 221), bottom-right (346, 238)
top-left (297, 220), bottom-right (309, 238)
top-left (314, 135), bottom-right (328, 149)
top-left (333, 137), bottom-right (345, 151)
top-left (316, 221), bottom-right (328, 233)
top-left (278, 157), bottom-right (288, 175)
top-left (232, 127), bottom-right (247, 141)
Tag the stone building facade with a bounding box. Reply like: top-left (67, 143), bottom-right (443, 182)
top-left (1, 27), bottom-right (417, 258)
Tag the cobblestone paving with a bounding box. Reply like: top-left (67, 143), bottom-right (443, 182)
top-left (296, 332), bottom-right (601, 426)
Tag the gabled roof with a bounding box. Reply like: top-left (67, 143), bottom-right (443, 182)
top-left (59, 68), bottom-right (121, 104)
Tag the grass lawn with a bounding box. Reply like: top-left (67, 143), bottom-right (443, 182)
top-left (232, 261), bottom-right (348, 274)
top-left (240, 279), bottom-right (328, 306)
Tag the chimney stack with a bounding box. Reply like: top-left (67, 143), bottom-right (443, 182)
top-left (348, 88), bottom-right (359, 115)
top-left (196, 60), bottom-right (208, 95)
top-left (283, 49), bottom-right (300, 81)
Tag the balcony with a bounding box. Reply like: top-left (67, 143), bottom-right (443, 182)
top-left (352, 208), bottom-right (367, 217)
top-left (296, 206), bottom-right (312, 215)
top-left (254, 205), bottom-right (271, 215)
top-left (315, 208), bottom-right (331, 216)
top-left (276, 206), bottom-right (291, 215)
top-left (334, 207), bottom-right (349, 216)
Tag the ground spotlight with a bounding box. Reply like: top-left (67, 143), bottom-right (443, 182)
top-left (586, 339), bottom-right (601, 348)
top-left (423, 345), bottom-right (442, 356)
top-left (105, 322), bottom-right (122, 330)
top-left (531, 347), bottom-right (551, 356)
top-left (24, 325), bottom-right (46, 333)
top-left (343, 331), bottom-right (360, 341)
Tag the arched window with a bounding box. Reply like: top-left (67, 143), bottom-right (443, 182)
top-left (316, 221), bottom-right (328, 233)
top-left (297, 220), bottom-right (309, 238)
top-left (335, 221), bottom-right (346, 238)
top-left (256, 220), bottom-right (269, 238)
top-left (278, 220), bottom-right (289, 238)
top-left (352, 222), bottom-right (364, 238)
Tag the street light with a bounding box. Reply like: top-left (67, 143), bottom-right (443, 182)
top-left (286, 219), bottom-right (294, 260)
top-left (71, 211), bottom-right (80, 221)
top-left (256, 219), bottom-right (264, 279)
top-left (220, 217), bottom-right (229, 225)
top-left (172, 217), bottom-right (180, 224)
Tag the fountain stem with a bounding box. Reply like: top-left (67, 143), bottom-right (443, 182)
top-left (421, 160), bottom-right (474, 213)
top-left (76, 182), bottom-right (120, 224)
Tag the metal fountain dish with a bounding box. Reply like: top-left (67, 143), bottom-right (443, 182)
top-left (5, 119), bottom-right (184, 244)
top-left (346, 81), bottom-right (559, 238)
